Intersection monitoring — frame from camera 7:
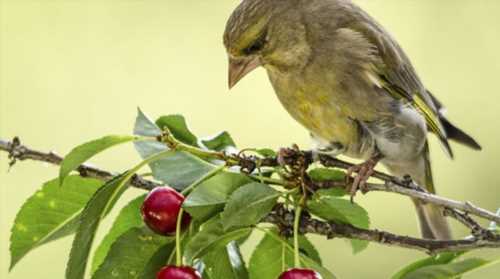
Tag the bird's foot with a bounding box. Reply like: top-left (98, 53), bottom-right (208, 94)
top-left (346, 154), bottom-right (383, 202)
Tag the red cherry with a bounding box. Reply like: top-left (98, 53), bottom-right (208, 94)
top-left (279, 268), bottom-right (323, 279)
top-left (157, 266), bottom-right (201, 279)
top-left (141, 186), bottom-right (191, 236)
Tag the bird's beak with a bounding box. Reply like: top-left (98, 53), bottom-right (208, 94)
top-left (228, 56), bottom-right (261, 89)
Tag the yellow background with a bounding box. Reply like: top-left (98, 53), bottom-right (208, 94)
top-left (1, 0), bottom-right (500, 278)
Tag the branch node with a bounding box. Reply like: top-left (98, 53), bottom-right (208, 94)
top-left (7, 136), bottom-right (22, 169)
top-left (465, 201), bottom-right (476, 211)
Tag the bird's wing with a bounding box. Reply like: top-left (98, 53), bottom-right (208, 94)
top-left (345, 12), bottom-right (453, 158)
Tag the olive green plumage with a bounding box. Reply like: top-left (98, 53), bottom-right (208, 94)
top-left (224, 0), bottom-right (481, 240)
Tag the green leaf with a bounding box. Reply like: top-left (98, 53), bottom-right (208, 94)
top-left (221, 182), bottom-right (280, 231)
top-left (248, 233), bottom-right (287, 279)
top-left (134, 108), bottom-right (162, 137)
top-left (201, 131), bottom-right (236, 151)
top-left (134, 139), bottom-right (215, 190)
top-left (133, 110), bottom-right (216, 190)
top-left (66, 174), bottom-right (130, 279)
top-left (149, 151), bottom-right (216, 190)
top-left (300, 253), bottom-right (336, 279)
top-left (307, 193), bottom-right (370, 254)
top-left (308, 196), bottom-right (369, 227)
top-left (156, 114), bottom-right (198, 147)
top-left (183, 172), bottom-right (252, 221)
top-left (134, 140), bottom-right (168, 162)
top-left (315, 188), bottom-right (347, 198)
top-left (401, 258), bottom-right (491, 279)
top-left (308, 168), bottom-right (345, 181)
top-left (59, 135), bottom-right (137, 184)
top-left (91, 227), bottom-right (174, 279)
top-left (296, 236), bottom-right (322, 265)
top-left (133, 108), bottom-right (167, 161)
top-left (249, 229), bottom-right (334, 279)
top-left (392, 252), bottom-right (465, 279)
top-left (133, 108), bottom-right (167, 162)
top-left (9, 176), bottom-right (103, 270)
top-left (349, 239), bottom-right (369, 254)
top-left (91, 194), bottom-right (146, 273)
top-left (308, 168), bottom-right (347, 197)
top-left (135, 142), bottom-right (215, 190)
top-left (184, 217), bottom-right (252, 264)
top-left (139, 242), bottom-right (176, 278)
top-left (255, 148), bottom-right (277, 158)
top-left (202, 242), bottom-right (249, 279)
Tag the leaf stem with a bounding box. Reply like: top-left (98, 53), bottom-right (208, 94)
top-left (159, 129), bottom-right (235, 163)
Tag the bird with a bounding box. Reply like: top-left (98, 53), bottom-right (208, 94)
top-left (223, 0), bottom-right (481, 240)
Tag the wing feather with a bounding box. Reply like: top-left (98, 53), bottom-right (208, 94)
top-left (344, 9), bottom-right (453, 158)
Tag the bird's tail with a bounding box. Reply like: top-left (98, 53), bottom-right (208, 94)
top-left (413, 143), bottom-right (452, 240)
top-left (384, 143), bottom-right (452, 240)
top-left (413, 199), bottom-right (451, 240)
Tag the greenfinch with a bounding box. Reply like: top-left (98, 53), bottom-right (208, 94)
top-left (223, 0), bottom-right (481, 240)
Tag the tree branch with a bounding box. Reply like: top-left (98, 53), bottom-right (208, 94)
top-left (0, 137), bottom-right (158, 191)
top-left (1, 137), bottom-right (499, 254)
top-left (264, 204), bottom-right (500, 255)
top-left (367, 182), bottom-right (500, 224)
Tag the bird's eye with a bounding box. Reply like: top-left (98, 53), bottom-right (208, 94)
top-left (243, 31), bottom-right (267, 55)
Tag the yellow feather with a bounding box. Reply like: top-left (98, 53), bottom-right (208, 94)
top-left (374, 72), bottom-right (453, 158)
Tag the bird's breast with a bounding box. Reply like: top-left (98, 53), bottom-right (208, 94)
top-left (267, 71), bottom-right (359, 146)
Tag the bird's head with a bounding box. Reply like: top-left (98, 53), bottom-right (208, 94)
top-left (223, 0), bottom-right (311, 89)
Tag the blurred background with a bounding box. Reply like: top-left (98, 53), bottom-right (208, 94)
top-left (1, 0), bottom-right (499, 278)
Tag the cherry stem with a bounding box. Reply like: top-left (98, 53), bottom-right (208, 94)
top-left (281, 242), bottom-right (286, 272)
top-left (293, 201), bottom-right (303, 268)
top-left (175, 208), bottom-right (184, 266)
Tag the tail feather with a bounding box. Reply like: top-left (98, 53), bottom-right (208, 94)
top-left (426, 89), bottom-right (482, 151)
top-left (414, 143), bottom-right (452, 240)
top-left (441, 117), bottom-right (482, 151)
top-left (385, 143), bottom-right (452, 240)
top-left (413, 200), bottom-right (452, 240)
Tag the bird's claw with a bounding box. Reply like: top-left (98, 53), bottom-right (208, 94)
top-left (346, 156), bottom-right (381, 203)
